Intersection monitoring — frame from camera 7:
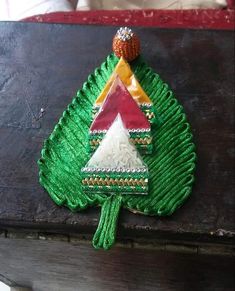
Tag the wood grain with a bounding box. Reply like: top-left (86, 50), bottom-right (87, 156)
top-left (0, 237), bottom-right (234, 291)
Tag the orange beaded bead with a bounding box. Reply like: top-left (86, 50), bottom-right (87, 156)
top-left (112, 27), bottom-right (140, 62)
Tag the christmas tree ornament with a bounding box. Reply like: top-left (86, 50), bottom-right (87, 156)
top-left (89, 76), bottom-right (152, 154)
top-left (38, 27), bottom-right (196, 250)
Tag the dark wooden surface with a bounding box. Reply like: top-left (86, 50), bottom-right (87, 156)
top-left (0, 22), bottom-right (234, 245)
top-left (0, 237), bottom-right (234, 291)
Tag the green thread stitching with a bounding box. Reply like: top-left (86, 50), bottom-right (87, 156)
top-left (93, 194), bottom-right (122, 250)
top-left (83, 185), bottom-right (148, 195)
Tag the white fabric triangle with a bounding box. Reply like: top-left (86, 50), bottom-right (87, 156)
top-left (87, 114), bottom-right (146, 170)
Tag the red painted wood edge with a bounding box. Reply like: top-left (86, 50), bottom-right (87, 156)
top-left (227, 0), bottom-right (235, 9)
top-left (23, 9), bottom-right (235, 30)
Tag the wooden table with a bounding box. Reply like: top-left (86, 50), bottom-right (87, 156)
top-left (0, 22), bottom-right (234, 290)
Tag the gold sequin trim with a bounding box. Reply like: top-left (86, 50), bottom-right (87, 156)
top-left (82, 177), bottom-right (148, 187)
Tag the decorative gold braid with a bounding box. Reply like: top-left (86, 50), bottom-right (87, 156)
top-left (82, 177), bottom-right (147, 187)
top-left (129, 137), bottom-right (152, 145)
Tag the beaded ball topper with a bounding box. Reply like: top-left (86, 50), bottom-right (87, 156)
top-left (113, 27), bottom-right (140, 61)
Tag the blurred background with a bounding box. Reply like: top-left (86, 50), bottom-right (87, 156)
top-left (0, 0), bottom-right (232, 21)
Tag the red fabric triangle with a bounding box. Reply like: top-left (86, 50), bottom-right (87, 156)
top-left (90, 76), bottom-right (150, 131)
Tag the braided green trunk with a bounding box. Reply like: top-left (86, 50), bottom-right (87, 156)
top-left (93, 195), bottom-right (122, 250)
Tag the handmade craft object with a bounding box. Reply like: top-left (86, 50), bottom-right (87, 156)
top-left (38, 27), bottom-right (196, 250)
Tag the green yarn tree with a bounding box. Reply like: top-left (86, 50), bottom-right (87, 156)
top-left (38, 52), bottom-right (196, 250)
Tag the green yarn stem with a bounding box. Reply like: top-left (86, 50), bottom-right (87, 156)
top-left (93, 194), bottom-right (122, 250)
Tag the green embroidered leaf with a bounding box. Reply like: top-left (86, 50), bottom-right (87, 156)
top-left (38, 53), bottom-right (196, 249)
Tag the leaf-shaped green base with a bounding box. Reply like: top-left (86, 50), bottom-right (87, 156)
top-left (38, 53), bottom-right (196, 248)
